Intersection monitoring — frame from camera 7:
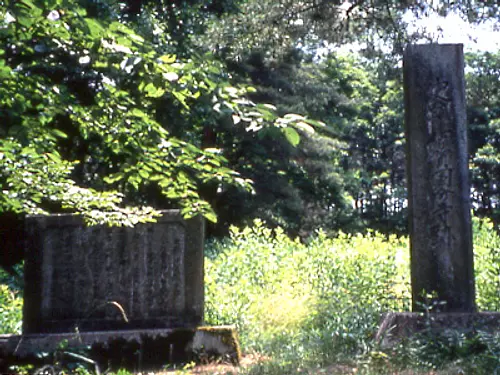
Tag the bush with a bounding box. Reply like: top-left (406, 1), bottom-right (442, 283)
top-left (205, 220), bottom-right (411, 363)
top-left (0, 217), bottom-right (498, 373)
top-left (0, 283), bottom-right (22, 334)
top-left (473, 217), bottom-right (500, 311)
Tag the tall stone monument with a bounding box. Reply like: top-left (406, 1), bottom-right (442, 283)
top-left (404, 44), bottom-right (475, 312)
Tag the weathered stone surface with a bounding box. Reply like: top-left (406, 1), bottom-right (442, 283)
top-left (23, 210), bottom-right (204, 333)
top-left (404, 44), bottom-right (475, 312)
top-left (188, 325), bottom-right (241, 365)
top-left (375, 312), bottom-right (500, 348)
top-left (0, 326), bottom-right (241, 371)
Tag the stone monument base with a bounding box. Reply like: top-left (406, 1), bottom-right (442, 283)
top-left (0, 326), bottom-right (241, 372)
top-left (375, 312), bottom-right (500, 348)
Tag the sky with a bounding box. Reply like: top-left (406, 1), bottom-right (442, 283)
top-left (330, 8), bottom-right (500, 57)
top-left (403, 10), bottom-right (500, 52)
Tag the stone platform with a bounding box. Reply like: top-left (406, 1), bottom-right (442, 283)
top-left (375, 312), bottom-right (500, 348)
top-left (0, 326), bottom-right (241, 372)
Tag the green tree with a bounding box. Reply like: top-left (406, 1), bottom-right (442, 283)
top-left (0, 0), bottom-right (255, 225)
top-left (466, 51), bottom-right (500, 226)
top-left (1, 0), bottom-right (327, 273)
top-left (201, 49), bottom-right (355, 237)
top-left (199, 0), bottom-right (500, 60)
top-left (320, 53), bottom-right (407, 233)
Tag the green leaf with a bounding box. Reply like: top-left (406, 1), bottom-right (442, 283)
top-left (75, 7), bottom-right (87, 16)
top-left (0, 61), bottom-right (11, 79)
top-left (283, 127), bottom-right (300, 147)
top-left (51, 129), bottom-right (68, 139)
top-left (144, 83), bottom-right (165, 98)
top-left (204, 211), bottom-right (218, 223)
top-left (128, 175), bottom-right (140, 190)
top-left (17, 0), bottom-right (37, 10)
top-left (16, 15), bottom-right (35, 28)
top-left (130, 109), bottom-right (147, 118)
top-left (293, 121), bottom-right (315, 134)
top-left (84, 18), bottom-right (105, 38)
top-left (303, 119), bottom-right (326, 128)
top-left (104, 172), bottom-right (125, 184)
top-left (138, 169), bottom-right (150, 179)
top-left (172, 91), bottom-right (188, 108)
top-left (283, 113), bottom-right (305, 122)
top-left (159, 55), bottom-right (176, 64)
top-left (45, 153), bottom-right (62, 162)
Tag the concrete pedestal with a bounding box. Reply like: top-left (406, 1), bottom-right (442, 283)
top-left (376, 312), bottom-right (500, 348)
top-left (0, 326), bottom-right (241, 372)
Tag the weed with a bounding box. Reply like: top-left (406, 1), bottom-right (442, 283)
top-left (205, 218), bottom-right (500, 375)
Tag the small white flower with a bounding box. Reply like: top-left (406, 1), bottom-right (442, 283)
top-left (4, 12), bottom-right (15, 24)
top-left (79, 56), bottom-right (91, 64)
top-left (163, 71), bottom-right (179, 82)
top-left (152, 26), bottom-right (162, 35)
top-left (101, 75), bottom-right (116, 86)
top-left (47, 10), bottom-right (60, 21)
top-left (101, 39), bottom-right (133, 54)
top-left (114, 44), bottom-right (132, 54)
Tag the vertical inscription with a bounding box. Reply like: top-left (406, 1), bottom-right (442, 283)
top-left (74, 227), bottom-right (94, 317)
top-left (174, 224), bottom-right (186, 313)
top-left (147, 225), bottom-right (159, 316)
top-left (129, 228), bottom-right (139, 317)
top-left (138, 224), bottom-right (149, 318)
top-left (425, 79), bottom-right (456, 290)
top-left (49, 228), bottom-right (73, 319)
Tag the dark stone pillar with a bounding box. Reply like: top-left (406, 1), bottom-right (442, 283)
top-left (404, 44), bottom-right (475, 312)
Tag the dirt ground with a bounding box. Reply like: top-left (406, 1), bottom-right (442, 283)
top-left (148, 354), bottom-right (460, 375)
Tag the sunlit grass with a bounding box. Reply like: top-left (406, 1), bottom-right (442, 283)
top-left (205, 217), bottom-right (500, 374)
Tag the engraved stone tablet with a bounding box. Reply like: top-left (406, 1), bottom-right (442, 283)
top-left (22, 210), bottom-right (204, 333)
top-left (404, 44), bottom-right (475, 312)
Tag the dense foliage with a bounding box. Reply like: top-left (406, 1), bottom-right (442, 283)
top-left (0, 0), bottom-right (498, 290)
top-left (1, 0), bottom-right (228, 223)
top-left (204, 218), bottom-right (500, 374)
top-left (199, 0), bottom-right (500, 59)
top-left (0, 0), bottom-right (321, 234)
top-left (467, 51), bottom-right (500, 225)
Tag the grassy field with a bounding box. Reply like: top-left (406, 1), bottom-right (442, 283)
top-left (1, 217), bottom-right (499, 374)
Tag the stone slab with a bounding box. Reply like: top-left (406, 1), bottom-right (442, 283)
top-left (188, 326), bottom-right (242, 365)
top-left (0, 326), bottom-right (241, 371)
top-left (375, 312), bottom-right (500, 348)
top-left (23, 210), bottom-right (204, 334)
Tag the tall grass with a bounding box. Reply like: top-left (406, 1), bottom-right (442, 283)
top-left (205, 217), bottom-right (500, 373)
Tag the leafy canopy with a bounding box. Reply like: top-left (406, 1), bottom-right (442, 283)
top-left (0, 0), bottom-right (318, 225)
